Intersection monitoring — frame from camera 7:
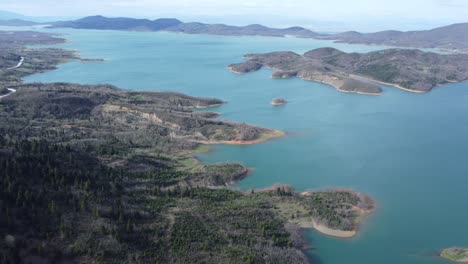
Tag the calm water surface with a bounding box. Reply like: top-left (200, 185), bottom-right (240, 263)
top-left (24, 28), bottom-right (468, 264)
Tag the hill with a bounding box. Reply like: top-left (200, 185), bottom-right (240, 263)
top-left (325, 23), bottom-right (468, 52)
top-left (0, 19), bottom-right (41, 26)
top-left (228, 47), bottom-right (468, 94)
top-left (0, 10), bottom-right (27, 20)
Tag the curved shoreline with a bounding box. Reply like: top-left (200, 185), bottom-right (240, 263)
top-left (313, 222), bottom-right (357, 238)
top-left (441, 248), bottom-right (468, 263)
top-left (299, 190), bottom-right (376, 238)
top-left (193, 129), bottom-right (285, 146)
top-left (299, 75), bottom-right (382, 96)
top-left (194, 103), bottom-right (224, 109)
top-left (295, 219), bottom-right (357, 238)
top-left (229, 64), bottom-right (383, 96)
top-left (337, 87), bottom-right (382, 96)
top-left (227, 66), bottom-right (247, 75)
top-left (349, 74), bottom-right (429, 94)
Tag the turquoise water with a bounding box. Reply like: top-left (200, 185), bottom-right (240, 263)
top-left (24, 28), bottom-right (468, 264)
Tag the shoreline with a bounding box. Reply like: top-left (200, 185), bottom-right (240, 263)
top-left (194, 103), bottom-right (224, 109)
top-left (295, 74), bottom-right (383, 96)
top-left (349, 74), bottom-right (429, 94)
top-left (193, 129), bottom-right (285, 146)
top-left (227, 66), bottom-right (246, 75)
top-left (293, 218), bottom-right (357, 238)
top-left (229, 64), bottom-right (383, 96)
top-left (271, 102), bottom-right (287, 106)
top-left (300, 75), bottom-right (382, 96)
top-left (337, 87), bottom-right (382, 96)
top-left (312, 222), bottom-right (357, 238)
top-left (440, 248), bottom-right (468, 263)
top-left (299, 190), bottom-right (376, 238)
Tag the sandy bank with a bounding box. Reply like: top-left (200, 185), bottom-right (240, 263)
top-left (312, 222), bottom-right (356, 238)
top-left (267, 67), bottom-right (382, 96)
top-left (337, 87), bottom-right (382, 96)
top-left (202, 129), bottom-right (286, 145)
top-left (227, 66), bottom-right (245, 75)
top-left (271, 102), bottom-right (287, 106)
top-left (349, 74), bottom-right (428, 94)
top-left (293, 215), bottom-right (357, 238)
top-left (298, 190), bottom-right (375, 238)
top-left (194, 103), bottom-right (224, 109)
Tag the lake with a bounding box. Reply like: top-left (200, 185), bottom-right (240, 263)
top-left (24, 28), bottom-right (468, 264)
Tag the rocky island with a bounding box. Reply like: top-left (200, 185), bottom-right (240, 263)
top-left (0, 30), bottom-right (375, 263)
top-left (271, 98), bottom-right (288, 106)
top-left (228, 47), bottom-right (468, 94)
top-left (441, 248), bottom-right (468, 263)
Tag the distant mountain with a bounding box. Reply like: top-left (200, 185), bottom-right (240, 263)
top-left (51, 15), bottom-right (320, 38)
top-left (324, 23), bottom-right (468, 51)
top-left (0, 19), bottom-right (41, 26)
top-left (0, 9), bottom-right (78, 23)
top-left (52, 15), bottom-right (183, 31)
top-left (167, 23), bottom-right (318, 37)
top-left (0, 10), bottom-right (27, 20)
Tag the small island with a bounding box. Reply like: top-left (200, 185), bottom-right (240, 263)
top-left (228, 47), bottom-right (468, 94)
top-left (441, 248), bottom-right (468, 263)
top-left (271, 97), bottom-right (288, 106)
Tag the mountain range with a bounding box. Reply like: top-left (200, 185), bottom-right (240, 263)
top-left (1, 12), bottom-right (468, 51)
top-left (324, 23), bottom-right (468, 51)
top-left (49, 16), bottom-right (468, 51)
top-left (0, 10), bottom-right (77, 23)
top-left (50, 15), bottom-right (320, 38)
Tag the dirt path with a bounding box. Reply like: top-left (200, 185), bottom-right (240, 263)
top-left (0, 88), bottom-right (17, 99)
top-left (7, 56), bottom-right (25, 70)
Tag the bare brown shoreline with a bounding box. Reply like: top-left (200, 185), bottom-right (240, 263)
top-left (349, 74), bottom-right (429, 94)
top-left (192, 129), bottom-right (286, 146)
top-left (299, 190), bottom-right (376, 238)
top-left (228, 64), bottom-right (383, 96)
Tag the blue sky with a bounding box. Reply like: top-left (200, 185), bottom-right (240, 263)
top-left (1, 0), bottom-right (467, 31)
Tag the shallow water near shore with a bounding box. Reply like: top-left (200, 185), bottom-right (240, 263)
top-left (24, 28), bottom-right (468, 264)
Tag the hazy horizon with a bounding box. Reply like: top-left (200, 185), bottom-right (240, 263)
top-left (0, 0), bottom-right (467, 32)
